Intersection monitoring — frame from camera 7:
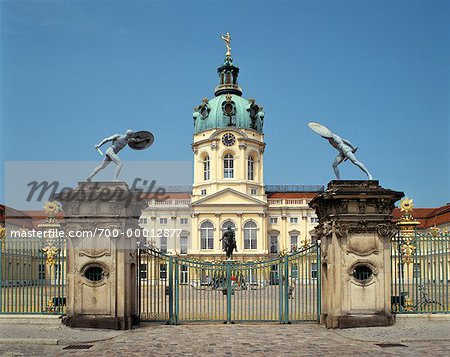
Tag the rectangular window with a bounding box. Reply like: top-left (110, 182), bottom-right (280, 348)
top-left (180, 264), bottom-right (189, 284)
top-left (269, 217), bottom-right (278, 224)
top-left (270, 265), bottom-right (279, 285)
top-left (160, 236), bottom-right (167, 254)
top-left (290, 235), bottom-right (298, 251)
top-left (201, 189), bottom-right (207, 196)
top-left (180, 218), bottom-right (188, 225)
top-left (160, 218), bottom-right (168, 224)
top-left (139, 217), bottom-right (148, 224)
top-left (139, 264), bottom-right (147, 279)
top-left (180, 236), bottom-right (188, 254)
top-left (311, 262), bottom-right (318, 279)
top-left (251, 188), bottom-right (257, 195)
top-left (310, 217), bottom-right (319, 223)
top-left (270, 235), bottom-right (278, 254)
top-left (290, 217), bottom-right (298, 224)
top-left (291, 263), bottom-right (299, 279)
top-left (38, 264), bottom-right (46, 280)
top-left (159, 264), bottom-right (167, 280)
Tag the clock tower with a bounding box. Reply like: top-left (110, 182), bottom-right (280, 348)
top-left (190, 35), bottom-right (268, 258)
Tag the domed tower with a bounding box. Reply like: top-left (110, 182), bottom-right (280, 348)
top-left (190, 34), bottom-right (268, 258)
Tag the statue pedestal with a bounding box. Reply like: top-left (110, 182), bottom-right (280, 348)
top-left (310, 180), bottom-right (403, 328)
top-left (59, 182), bottom-right (146, 330)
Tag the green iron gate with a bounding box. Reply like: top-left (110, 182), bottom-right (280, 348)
top-left (138, 243), bottom-right (320, 323)
top-left (391, 230), bottom-right (449, 314)
top-left (0, 235), bottom-right (66, 315)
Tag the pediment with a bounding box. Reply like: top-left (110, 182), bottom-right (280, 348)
top-left (192, 188), bottom-right (266, 206)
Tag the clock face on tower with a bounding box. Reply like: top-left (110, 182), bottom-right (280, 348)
top-left (222, 133), bottom-right (236, 146)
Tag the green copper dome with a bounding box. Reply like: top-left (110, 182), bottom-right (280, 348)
top-left (193, 56), bottom-right (264, 134)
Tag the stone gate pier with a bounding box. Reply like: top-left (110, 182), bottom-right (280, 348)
top-left (310, 180), bottom-right (403, 328)
top-left (58, 182), bottom-right (145, 330)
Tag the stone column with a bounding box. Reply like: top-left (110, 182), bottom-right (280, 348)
top-left (59, 182), bottom-right (146, 330)
top-left (310, 180), bottom-right (403, 328)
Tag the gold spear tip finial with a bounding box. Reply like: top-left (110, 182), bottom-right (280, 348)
top-left (221, 32), bottom-right (231, 58)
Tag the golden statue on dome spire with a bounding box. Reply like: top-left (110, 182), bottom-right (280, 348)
top-left (221, 32), bottom-right (232, 58)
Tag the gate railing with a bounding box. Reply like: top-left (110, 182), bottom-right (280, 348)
top-left (391, 230), bottom-right (449, 314)
top-left (138, 243), bottom-right (320, 324)
top-left (0, 235), bottom-right (66, 314)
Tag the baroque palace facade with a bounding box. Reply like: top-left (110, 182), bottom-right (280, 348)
top-left (139, 46), bottom-right (322, 260)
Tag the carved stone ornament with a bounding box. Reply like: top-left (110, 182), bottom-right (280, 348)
top-left (376, 223), bottom-right (396, 237)
top-left (317, 222), bottom-right (332, 237)
top-left (69, 202), bottom-right (80, 215)
top-left (78, 249), bottom-right (111, 258)
top-left (91, 202), bottom-right (100, 215)
top-left (347, 234), bottom-right (379, 256)
top-left (109, 203), bottom-right (122, 215)
top-left (335, 223), bottom-right (349, 238)
top-left (375, 198), bottom-right (389, 214)
top-left (357, 220), bottom-right (368, 231)
top-left (358, 201), bottom-right (366, 214)
top-left (336, 202), bottom-right (348, 214)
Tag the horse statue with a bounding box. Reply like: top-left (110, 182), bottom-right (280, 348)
top-left (220, 226), bottom-right (238, 260)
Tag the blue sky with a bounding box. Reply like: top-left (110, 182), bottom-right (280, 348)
top-left (1, 0), bottom-right (449, 207)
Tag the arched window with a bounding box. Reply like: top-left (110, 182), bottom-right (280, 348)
top-left (224, 154), bottom-right (234, 178)
top-left (226, 71), bottom-right (232, 83)
top-left (244, 221), bottom-right (257, 249)
top-left (203, 155), bottom-right (210, 180)
top-left (221, 220), bottom-right (236, 250)
top-left (200, 221), bottom-right (214, 250)
top-left (247, 156), bottom-right (254, 180)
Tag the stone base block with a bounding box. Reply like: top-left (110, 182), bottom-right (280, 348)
top-left (322, 314), bottom-right (394, 329)
top-left (63, 315), bottom-right (139, 330)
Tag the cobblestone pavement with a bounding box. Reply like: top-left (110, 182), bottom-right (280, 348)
top-left (0, 320), bottom-right (449, 357)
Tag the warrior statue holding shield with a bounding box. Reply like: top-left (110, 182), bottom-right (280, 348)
top-left (87, 129), bottom-right (154, 181)
top-left (308, 122), bottom-right (373, 180)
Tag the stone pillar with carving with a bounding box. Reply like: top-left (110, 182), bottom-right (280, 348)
top-left (310, 180), bottom-right (403, 328)
top-left (59, 182), bottom-right (146, 330)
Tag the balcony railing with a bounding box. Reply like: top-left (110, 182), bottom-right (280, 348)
top-left (268, 198), bottom-right (311, 206)
top-left (147, 199), bottom-right (191, 207)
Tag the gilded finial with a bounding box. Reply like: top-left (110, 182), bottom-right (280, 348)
top-left (221, 32), bottom-right (231, 58)
top-left (43, 201), bottom-right (61, 218)
top-left (399, 197), bottom-right (414, 214)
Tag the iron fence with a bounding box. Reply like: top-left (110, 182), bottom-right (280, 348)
top-left (0, 236), bottom-right (66, 314)
top-left (138, 243), bottom-right (320, 323)
top-left (391, 230), bottom-right (449, 313)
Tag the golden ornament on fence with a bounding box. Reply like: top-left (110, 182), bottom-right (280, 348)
top-left (42, 245), bottom-right (59, 266)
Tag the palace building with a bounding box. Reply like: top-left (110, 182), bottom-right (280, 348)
top-left (139, 42), bottom-right (323, 260)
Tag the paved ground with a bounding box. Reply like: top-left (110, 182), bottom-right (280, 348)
top-left (0, 318), bottom-right (449, 356)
